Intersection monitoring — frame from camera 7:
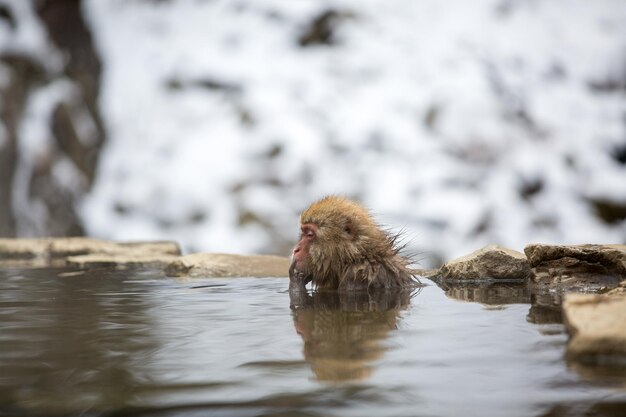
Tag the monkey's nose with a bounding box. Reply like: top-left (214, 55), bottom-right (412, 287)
top-left (293, 247), bottom-right (300, 255)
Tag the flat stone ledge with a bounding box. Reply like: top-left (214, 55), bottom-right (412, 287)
top-left (0, 238), bottom-right (181, 268)
top-left (0, 239), bottom-right (49, 259)
top-left (66, 254), bottom-right (179, 269)
top-left (0, 237), bottom-right (180, 257)
top-left (165, 253), bottom-right (291, 278)
top-left (49, 239), bottom-right (181, 257)
top-left (563, 293), bottom-right (626, 365)
top-left (438, 244), bottom-right (531, 282)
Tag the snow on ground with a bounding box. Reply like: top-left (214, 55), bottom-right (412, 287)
top-left (81, 0), bottom-right (626, 266)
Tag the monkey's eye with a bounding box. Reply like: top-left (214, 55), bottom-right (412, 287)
top-left (300, 223), bottom-right (317, 239)
top-left (301, 226), bottom-right (315, 239)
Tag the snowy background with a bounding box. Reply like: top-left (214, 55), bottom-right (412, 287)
top-left (3, 0), bottom-right (626, 267)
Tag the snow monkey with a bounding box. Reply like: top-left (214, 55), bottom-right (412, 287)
top-left (289, 196), bottom-right (419, 291)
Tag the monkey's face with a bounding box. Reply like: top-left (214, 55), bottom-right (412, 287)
top-left (288, 223), bottom-right (317, 287)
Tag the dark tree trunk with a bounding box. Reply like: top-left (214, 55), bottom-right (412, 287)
top-left (0, 0), bottom-right (106, 237)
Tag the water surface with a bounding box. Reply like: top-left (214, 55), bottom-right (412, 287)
top-left (1, 268), bottom-right (625, 417)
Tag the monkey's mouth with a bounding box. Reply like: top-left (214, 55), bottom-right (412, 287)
top-left (289, 260), bottom-right (312, 288)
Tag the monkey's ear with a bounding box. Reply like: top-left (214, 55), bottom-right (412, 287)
top-left (344, 218), bottom-right (356, 239)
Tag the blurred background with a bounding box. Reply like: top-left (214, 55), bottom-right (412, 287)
top-left (0, 0), bottom-right (624, 267)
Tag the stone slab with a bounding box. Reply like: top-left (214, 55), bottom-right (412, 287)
top-left (166, 253), bottom-right (291, 278)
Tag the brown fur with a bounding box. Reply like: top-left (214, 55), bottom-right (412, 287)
top-left (289, 196), bottom-right (418, 291)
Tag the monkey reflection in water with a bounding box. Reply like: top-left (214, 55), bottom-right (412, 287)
top-left (288, 196), bottom-right (423, 381)
top-left (289, 289), bottom-right (417, 382)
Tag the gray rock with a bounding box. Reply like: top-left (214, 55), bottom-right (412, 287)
top-left (165, 253), bottom-right (291, 278)
top-left (66, 253), bottom-right (179, 269)
top-left (563, 293), bottom-right (626, 365)
top-left (0, 238), bottom-right (50, 260)
top-left (48, 238), bottom-right (181, 257)
top-left (525, 244), bottom-right (626, 290)
top-left (0, 238), bottom-right (181, 267)
top-left (438, 244), bottom-right (531, 281)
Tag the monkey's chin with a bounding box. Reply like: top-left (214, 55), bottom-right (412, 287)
top-left (288, 260), bottom-right (312, 290)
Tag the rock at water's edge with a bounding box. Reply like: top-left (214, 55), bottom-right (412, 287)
top-left (166, 253), bottom-right (291, 278)
top-left (525, 244), bottom-right (626, 290)
top-left (563, 293), bottom-right (626, 365)
top-left (0, 238), bottom-right (181, 268)
top-left (525, 244), bottom-right (626, 269)
top-left (0, 237), bottom-right (180, 258)
top-left (438, 244), bottom-right (531, 281)
top-left (66, 254), bottom-right (179, 269)
top-left (48, 238), bottom-right (181, 257)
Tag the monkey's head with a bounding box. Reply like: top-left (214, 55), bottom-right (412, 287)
top-left (289, 196), bottom-right (390, 290)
